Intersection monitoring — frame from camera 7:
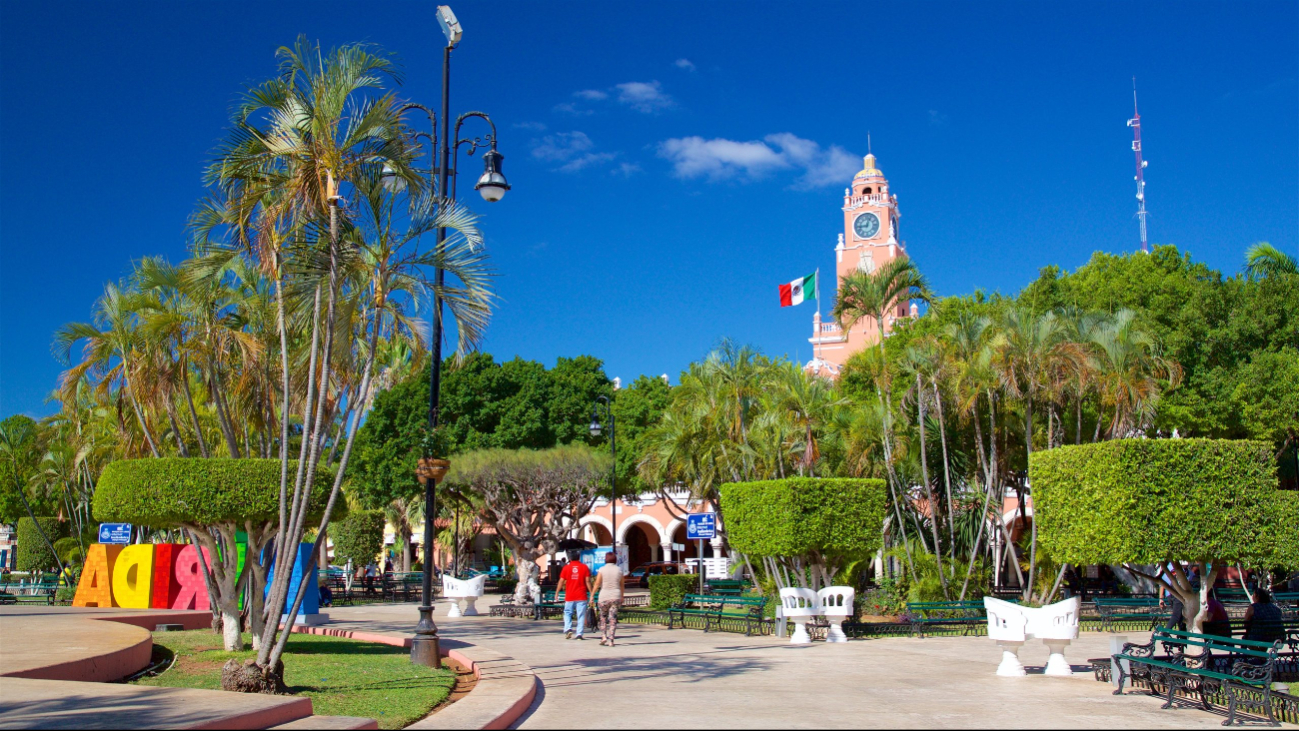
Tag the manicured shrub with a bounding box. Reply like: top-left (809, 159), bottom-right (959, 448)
top-left (648, 574), bottom-right (698, 610)
top-left (495, 578), bottom-right (518, 596)
top-left (1032, 439), bottom-right (1291, 567)
top-left (95, 458), bottom-right (335, 526)
top-left (721, 478), bottom-right (887, 565)
top-left (331, 510), bottom-right (385, 570)
top-left (16, 517), bottom-right (65, 572)
top-left (1032, 438), bottom-right (1296, 631)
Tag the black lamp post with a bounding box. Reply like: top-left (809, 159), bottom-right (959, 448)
top-left (588, 395), bottom-right (617, 563)
top-left (409, 4), bottom-right (511, 669)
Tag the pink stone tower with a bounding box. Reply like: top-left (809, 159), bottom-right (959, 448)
top-left (806, 153), bottom-right (913, 377)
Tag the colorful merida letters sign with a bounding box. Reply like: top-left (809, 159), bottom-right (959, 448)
top-left (72, 543), bottom-right (212, 610)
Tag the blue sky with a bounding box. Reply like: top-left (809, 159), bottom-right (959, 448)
top-left (2, 1), bottom-right (1296, 417)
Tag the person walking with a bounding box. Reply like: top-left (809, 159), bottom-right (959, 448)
top-left (592, 552), bottom-right (624, 647)
top-left (560, 551), bottom-right (593, 640)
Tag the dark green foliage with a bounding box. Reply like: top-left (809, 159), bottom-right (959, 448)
top-left (0, 415), bottom-right (52, 524)
top-left (720, 478), bottom-right (887, 563)
top-left (17, 517), bottom-right (65, 572)
top-left (608, 374), bottom-right (671, 490)
top-left (495, 578), bottom-right (517, 595)
top-left (1020, 246), bottom-right (1299, 443)
top-left (331, 510), bottom-right (385, 569)
top-left (648, 574), bottom-right (698, 610)
top-left (1032, 438), bottom-right (1294, 568)
top-left (350, 353), bottom-right (615, 510)
top-left (94, 458), bottom-right (335, 527)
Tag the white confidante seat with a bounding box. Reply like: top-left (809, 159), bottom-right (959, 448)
top-left (983, 596), bottom-right (1081, 676)
top-left (443, 574), bottom-right (487, 617)
top-left (817, 586), bottom-right (855, 643)
top-left (780, 588), bottom-right (819, 644)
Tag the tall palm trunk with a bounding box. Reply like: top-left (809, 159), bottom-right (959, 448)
top-left (1022, 395), bottom-right (1038, 601)
top-left (915, 373), bottom-right (948, 596)
top-left (163, 390), bottom-right (190, 457)
top-left (121, 366), bottom-right (160, 457)
top-left (932, 381), bottom-right (956, 571)
top-left (180, 364), bottom-right (211, 458)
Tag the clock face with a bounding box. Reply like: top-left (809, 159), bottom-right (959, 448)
top-left (853, 212), bottom-right (880, 239)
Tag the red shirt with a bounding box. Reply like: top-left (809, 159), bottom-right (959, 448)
top-left (561, 561), bottom-right (591, 601)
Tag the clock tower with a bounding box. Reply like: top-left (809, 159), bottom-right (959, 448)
top-left (807, 153), bottom-right (913, 377)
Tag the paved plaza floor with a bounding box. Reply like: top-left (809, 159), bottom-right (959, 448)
top-left (328, 601), bottom-right (1279, 729)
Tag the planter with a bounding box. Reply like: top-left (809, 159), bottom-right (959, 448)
top-left (416, 457), bottom-right (450, 484)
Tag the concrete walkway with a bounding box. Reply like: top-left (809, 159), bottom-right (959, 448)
top-left (326, 600), bottom-right (1293, 729)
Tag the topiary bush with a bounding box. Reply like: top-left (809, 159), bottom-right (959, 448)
top-left (16, 517), bottom-right (65, 573)
top-left (648, 574), bottom-right (699, 610)
top-left (720, 477), bottom-right (887, 586)
top-left (95, 458), bottom-right (335, 526)
top-left (331, 510), bottom-right (385, 570)
top-left (93, 458), bottom-right (338, 651)
top-left (1032, 437), bottom-right (1296, 631)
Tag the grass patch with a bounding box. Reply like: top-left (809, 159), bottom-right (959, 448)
top-left (135, 630), bottom-right (455, 729)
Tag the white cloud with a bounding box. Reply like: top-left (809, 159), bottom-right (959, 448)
top-left (613, 162), bottom-right (642, 177)
top-left (553, 102), bottom-right (593, 116)
top-left (928, 109), bottom-right (948, 127)
top-left (574, 89), bottom-right (609, 100)
top-left (658, 133), bottom-right (860, 188)
top-left (531, 131), bottom-right (620, 173)
top-left (532, 131), bottom-right (594, 162)
top-left (674, 58), bottom-right (696, 72)
top-left (513, 121), bottom-right (547, 131)
top-left (615, 80), bottom-right (674, 113)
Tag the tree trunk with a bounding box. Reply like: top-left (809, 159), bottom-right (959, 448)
top-left (932, 381), bottom-right (956, 571)
top-left (1022, 397), bottom-right (1038, 602)
top-left (915, 374), bottom-right (948, 596)
top-left (181, 365), bottom-right (211, 458)
top-left (514, 549), bottom-right (539, 604)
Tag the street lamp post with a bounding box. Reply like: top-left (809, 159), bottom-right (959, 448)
top-left (410, 4), bottom-right (511, 669)
top-left (588, 396), bottom-right (617, 563)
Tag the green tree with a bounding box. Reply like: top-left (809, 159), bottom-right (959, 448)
top-left (331, 510), bottom-right (385, 573)
top-left (0, 416), bottom-right (53, 524)
top-left (1033, 438), bottom-right (1294, 633)
top-left (609, 375), bottom-right (671, 490)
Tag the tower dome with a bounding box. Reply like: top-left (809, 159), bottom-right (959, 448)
top-left (854, 153), bottom-right (883, 180)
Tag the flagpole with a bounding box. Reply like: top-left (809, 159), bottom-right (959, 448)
top-left (814, 268), bottom-right (821, 363)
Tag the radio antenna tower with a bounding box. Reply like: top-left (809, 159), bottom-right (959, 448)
top-left (1127, 78), bottom-right (1149, 253)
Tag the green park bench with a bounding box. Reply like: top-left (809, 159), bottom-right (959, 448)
top-left (705, 579), bottom-right (747, 596)
top-left (1094, 596), bottom-right (1167, 631)
top-left (1112, 628), bottom-right (1284, 726)
top-left (906, 600), bottom-right (1005, 637)
top-left (533, 588), bottom-right (566, 621)
top-left (0, 580), bottom-right (58, 606)
top-left (668, 593), bottom-right (768, 636)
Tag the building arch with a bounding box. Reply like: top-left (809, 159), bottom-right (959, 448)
top-left (616, 513), bottom-right (665, 545)
top-left (577, 514), bottom-right (613, 544)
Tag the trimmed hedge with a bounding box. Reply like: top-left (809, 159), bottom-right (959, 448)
top-left (17, 517), bottom-right (65, 572)
top-left (94, 458), bottom-right (337, 527)
top-left (648, 574), bottom-right (699, 610)
top-left (1032, 438), bottom-right (1295, 568)
top-left (720, 478), bottom-right (887, 562)
top-left (331, 509), bottom-right (385, 569)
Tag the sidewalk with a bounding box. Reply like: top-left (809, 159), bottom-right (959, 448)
top-left (325, 601), bottom-right (1264, 729)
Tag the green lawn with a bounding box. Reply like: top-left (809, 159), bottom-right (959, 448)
top-left (135, 630), bottom-right (456, 729)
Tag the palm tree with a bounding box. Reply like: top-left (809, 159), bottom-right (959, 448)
top-left (1089, 309), bottom-right (1181, 438)
top-left (54, 283), bottom-right (161, 458)
top-left (991, 307), bottom-right (1073, 600)
top-left (832, 257), bottom-right (932, 577)
top-left (899, 339), bottom-right (949, 594)
top-left (1244, 242), bottom-right (1298, 280)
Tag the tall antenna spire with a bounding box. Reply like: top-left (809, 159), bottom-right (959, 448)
top-left (867, 132), bottom-right (872, 155)
top-left (1128, 77), bottom-right (1149, 253)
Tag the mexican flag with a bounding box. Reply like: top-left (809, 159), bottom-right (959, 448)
top-left (778, 272), bottom-right (816, 307)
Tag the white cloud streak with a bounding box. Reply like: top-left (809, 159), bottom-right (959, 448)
top-left (674, 58), bottom-right (696, 72)
top-left (530, 131), bottom-right (620, 173)
top-left (658, 133), bottom-right (860, 188)
top-left (614, 81), bottom-right (673, 113)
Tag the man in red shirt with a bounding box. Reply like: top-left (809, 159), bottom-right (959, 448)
top-left (560, 551), bottom-right (594, 640)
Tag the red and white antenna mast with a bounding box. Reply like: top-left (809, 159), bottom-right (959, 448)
top-left (1127, 78), bottom-right (1149, 253)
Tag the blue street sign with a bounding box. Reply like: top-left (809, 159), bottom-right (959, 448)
top-left (99, 523), bottom-right (132, 544)
top-left (686, 513), bottom-right (716, 541)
